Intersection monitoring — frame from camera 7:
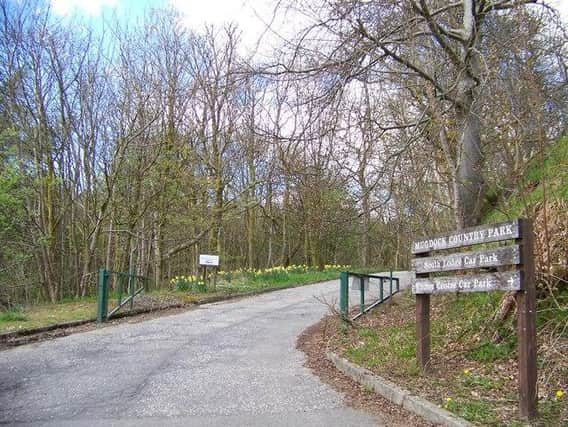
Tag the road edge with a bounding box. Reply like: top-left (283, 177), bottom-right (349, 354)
top-left (326, 351), bottom-right (473, 427)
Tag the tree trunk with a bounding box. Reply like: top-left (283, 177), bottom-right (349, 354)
top-left (153, 212), bottom-right (162, 289)
top-left (455, 74), bottom-right (484, 228)
top-left (281, 177), bottom-right (290, 266)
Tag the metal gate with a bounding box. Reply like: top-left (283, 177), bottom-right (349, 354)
top-left (97, 268), bottom-right (147, 322)
top-left (339, 271), bottom-right (400, 320)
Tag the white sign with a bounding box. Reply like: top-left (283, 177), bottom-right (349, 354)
top-left (199, 254), bottom-right (219, 266)
top-left (412, 220), bottom-right (520, 254)
top-left (412, 271), bottom-right (521, 295)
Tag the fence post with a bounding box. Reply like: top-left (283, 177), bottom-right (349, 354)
top-left (389, 270), bottom-right (393, 300)
top-left (416, 294), bottom-right (431, 370)
top-left (379, 277), bottom-right (384, 302)
top-left (339, 271), bottom-right (349, 316)
top-left (517, 219), bottom-right (537, 419)
top-left (129, 268), bottom-right (134, 311)
top-left (97, 268), bottom-right (108, 323)
top-left (360, 276), bottom-right (365, 315)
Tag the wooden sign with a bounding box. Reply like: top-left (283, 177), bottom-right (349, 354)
top-left (411, 219), bottom-right (537, 419)
top-left (199, 254), bottom-right (219, 266)
top-left (413, 271), bottom-right (521, 294)
top-left (412, 220), bottom-right (520, 254)
top-left (412, 245), bottom-right (521, 275)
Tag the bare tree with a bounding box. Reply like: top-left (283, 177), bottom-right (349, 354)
top-left (270, 0), bottom-right (550, 228)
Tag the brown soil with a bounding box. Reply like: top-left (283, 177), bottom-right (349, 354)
top-left (296, 316), bottom-right (435, 426)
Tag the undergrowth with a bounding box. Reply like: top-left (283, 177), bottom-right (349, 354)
top-left (335, 290), bottom-right (567, 425)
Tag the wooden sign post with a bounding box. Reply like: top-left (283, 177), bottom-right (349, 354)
top-left (411, 219), bottom-right (537, 419)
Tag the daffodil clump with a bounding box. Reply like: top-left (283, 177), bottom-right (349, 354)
top-left (170, 275), bottom-right (206, 292)
top-left (238, 264), bottom-right (350, 282)
top-left (172, 264), bottom-right (350, 292)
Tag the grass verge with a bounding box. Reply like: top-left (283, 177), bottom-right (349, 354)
top-left (0, 299), bottom-right (96, 333)
top-left (329, 290), bottom-right (567, 426)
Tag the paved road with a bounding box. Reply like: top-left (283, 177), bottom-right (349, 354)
top-left (0, 278), bottom-right (405, 426)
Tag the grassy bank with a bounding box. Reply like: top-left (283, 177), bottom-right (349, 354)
top-left (330, 289), bottom-right (566, 426)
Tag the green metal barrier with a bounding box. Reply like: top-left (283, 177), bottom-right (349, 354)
top-left (339, 271), bottom-right (400, 321)
top-left (97, 268), bottom-right (147, 322)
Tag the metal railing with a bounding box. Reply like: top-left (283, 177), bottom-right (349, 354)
top-left (339, 271), bottom-right (400, 320)
top-left (97, 268), bottom-right (147, 322)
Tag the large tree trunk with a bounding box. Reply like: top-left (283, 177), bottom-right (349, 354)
top-left (455, 81), bottom-right (484, 228)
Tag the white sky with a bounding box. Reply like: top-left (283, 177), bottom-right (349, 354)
top-left (551, 0), bottom-right (568, 20)
top-left (49, 0), bottom-right (568, 19)
top-left (49, 0), bottom-right (568, 49)
top-left (168, 0), bottom-right (284, 56)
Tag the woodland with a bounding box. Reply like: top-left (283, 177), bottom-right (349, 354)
top-left (0, 0), bottom-right (567, 305)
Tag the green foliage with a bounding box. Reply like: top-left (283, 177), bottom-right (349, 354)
top-left (0, 142), bottom-right (27, 234)
top-left (0, 307), bottom-right (28, 322)
top-left (170, 276), bottom-right (206, 293)
top-left (171, 265), bottom-right (351, 296)
top-left (212, 264), bottom-right (350, 293)
top-left (486, 135), bottom-right (568, 222)
top-left (537, 286), bottom-right (568, 333)
top-left (442, 397), bottom-right (499, 425)
top-left (175, 281), bottom-right (191, 292)
top-left (538, 394), bottom-right (566, 426)
top-left (431, 292), bottom-right (509, 350)
top-left (466, 339), bottom-right (516, 362)
top-left (524, 136), bottom-right (568, 190)
top-left (345, 294), bottom-right (419, 377)
top-left (461, 371), bottom-right (502, 390)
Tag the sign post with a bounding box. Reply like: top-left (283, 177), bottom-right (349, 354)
top-left (411, 219), bottom-right (537, 419)
top-left (199, 254), bottom-right (220, 291)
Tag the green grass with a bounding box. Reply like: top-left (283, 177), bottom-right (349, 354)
top-left (0, 308), bottom-right (28, 322)
top-left (344, 293), bottom-right (421, 377)
top-left (466, 339), bottom-right (516, 362)
top-left (443, 398), bottom-right (500, 425)
top-left (217, 270), bottom-right (343, 292)
top-left (346, 324), bottom-right (419, 375)
top-left (486, 135), bottom-right (568, 222)
top-left (0, 300), bottom-right (96, 333)
top-left (462, 372), bottom-right (502, 390)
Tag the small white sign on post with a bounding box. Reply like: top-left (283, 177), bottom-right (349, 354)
top-left (199, 254), bottom-right (220, 266)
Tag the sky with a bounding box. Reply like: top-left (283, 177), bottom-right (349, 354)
top-left (49, 0), bottom-right (568, 20)
top-left (48, 0), bottom-right (568, 55)
top-left (49, 0), bottom-right (284, 56)
top-left (549, 0), bottom-right (568, 20)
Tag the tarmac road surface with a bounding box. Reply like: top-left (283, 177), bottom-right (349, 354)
top-left (0, 274), bottom-right (409, 426)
